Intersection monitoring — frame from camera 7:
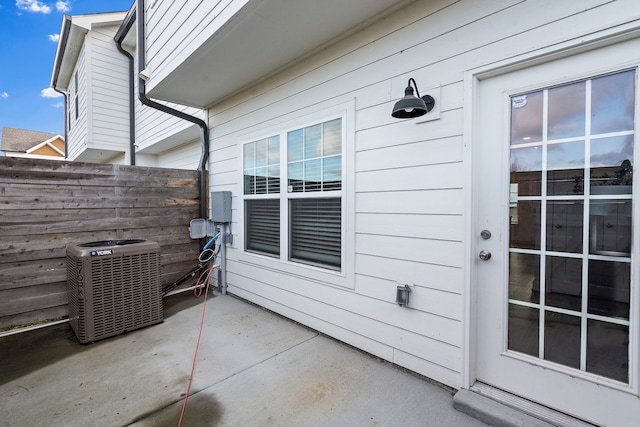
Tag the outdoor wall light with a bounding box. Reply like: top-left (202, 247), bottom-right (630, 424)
top-left (391, 78), bottom-right (435, 119)
top-left (396, 284), bottom-right (412, 307)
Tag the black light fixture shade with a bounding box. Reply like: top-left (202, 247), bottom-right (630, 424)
top-left (391, 78), bottom-right (435, 119)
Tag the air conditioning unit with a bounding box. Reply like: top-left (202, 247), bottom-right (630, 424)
top-left (66, 239), bottom-right (163, 343)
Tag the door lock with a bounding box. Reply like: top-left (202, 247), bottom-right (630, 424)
top-left (479, 250), bottom-right (492, 261)
top-left (480, 229), bottom-right (491, 240)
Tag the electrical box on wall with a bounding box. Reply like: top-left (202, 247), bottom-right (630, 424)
top-left (211, 191), bottom-right (232, 223)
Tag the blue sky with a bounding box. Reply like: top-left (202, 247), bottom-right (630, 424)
top-left (0, 0), bottom-right (133, 136)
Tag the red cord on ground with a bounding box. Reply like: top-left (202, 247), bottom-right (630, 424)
top-left (177, 264), bottom-right (218, 427)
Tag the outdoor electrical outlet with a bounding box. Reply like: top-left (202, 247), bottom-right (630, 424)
top-left (395, 282), bottom-right (414, 307)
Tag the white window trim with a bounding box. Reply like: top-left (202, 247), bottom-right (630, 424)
top-left (237, 99), bottom-right (355, 289)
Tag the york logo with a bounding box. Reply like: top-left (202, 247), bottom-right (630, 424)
top-left (91, 249), bottom-right (113, 256)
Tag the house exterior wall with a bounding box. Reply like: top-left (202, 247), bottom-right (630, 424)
top-left (156, 139), bottom-right (201, 170)
top-left (195, 0), bottom-right (639, 391)
top-left (65, 24), bottom-right (130, 162)
top-left (128, 139), bottom-right (202, 170)
top-left (86, 24), bottom-right (129, 151)
top-left (145, 0), bottom-right (245, 92)
top-left (60, 15), bottom-right (202, 167)
top-left (65, 43), bottom-right (88, 161)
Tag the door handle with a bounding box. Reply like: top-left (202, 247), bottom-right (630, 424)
top-left (479, 250), bottom-right (492, 261)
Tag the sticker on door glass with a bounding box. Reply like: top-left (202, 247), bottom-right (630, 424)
top-left (512, 95), bottom-right (527, 109)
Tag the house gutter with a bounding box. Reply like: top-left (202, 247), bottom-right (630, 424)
top-left (134, 0), bottom-right (210, 223)
top-left (113, 6), bottom-right (136, 166)
top-left (51, 15), bottom-right (72, 159)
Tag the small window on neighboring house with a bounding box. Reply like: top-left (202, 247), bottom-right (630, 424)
top-left (74, 72), bottom-right (79, 121)
top-left (243, 117), bottom-right (343, 270)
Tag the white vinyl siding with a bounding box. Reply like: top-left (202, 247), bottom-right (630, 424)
top-left (64, 19), bottom-right (203, 166)
top-left (156, 139), bottom-right (201, 170)
top-left (132, 43), bottom-right (205, 158)
top-left (66, 45), bottom-right (88, 161)
top-left (198, 0), bottom-right (637, 390)
top-left (86, 24), bottom-right (129, 152)
top-left (146, 0), bottom-right (244, 92)
top-left (65, 23), bottom-right (129, 162)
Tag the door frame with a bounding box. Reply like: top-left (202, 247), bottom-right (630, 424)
top-left (462, 23), bottom-right (640, 392)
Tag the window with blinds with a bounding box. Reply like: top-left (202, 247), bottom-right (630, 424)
top-left (290, 198), bottom-right (341, 269)
top-left (243, 116), bottom-right (343, 269)
top-left (245, 199), bottom-right (280, 255)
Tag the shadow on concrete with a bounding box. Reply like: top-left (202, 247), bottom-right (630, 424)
top-left (163, 290), bottom-right (215, 319)
top-left (0, 291), bottom-right (211, 387)
top-left (130, 391), bottom-right (224, 427)
top-left (0, 322), bottom-right (87, 386)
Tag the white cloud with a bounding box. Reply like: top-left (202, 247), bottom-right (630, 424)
top-left (1, 92), bottom-right (8, 98)
top-left (16, 0), bottom-right (51, 14)
top-left (41, 87), bottom-right (63, 98)
top-left (55, 1), bottom-right (70, 12)
top-left (53, 101), bottom-right (64, 108)
top-left (49, 33), bottom-right (60, 42)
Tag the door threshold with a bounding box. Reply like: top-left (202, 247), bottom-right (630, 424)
top-left (453, 383), bottom-right (595, 427)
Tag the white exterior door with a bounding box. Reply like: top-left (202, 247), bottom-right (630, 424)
top-left (474, 37), bottom-right (640, 426)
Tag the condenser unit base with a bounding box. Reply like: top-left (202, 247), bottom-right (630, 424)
top-left (66, 239), bottom-right (163, 343)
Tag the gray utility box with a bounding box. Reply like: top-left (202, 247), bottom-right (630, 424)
top-left (211, 191), bottom-right (232, 223)
top-left (66, 239), bottom-right (162, 344)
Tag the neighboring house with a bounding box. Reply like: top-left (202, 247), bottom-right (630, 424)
top-left (50, 11), bottom-right (203, 168)
top-left (1, 127), bottom-right (65, 160)
top-left (69, 1), bottom-right (639, 425)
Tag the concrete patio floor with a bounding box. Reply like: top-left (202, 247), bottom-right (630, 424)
top-left (0, 292), bottom-right (493, 426)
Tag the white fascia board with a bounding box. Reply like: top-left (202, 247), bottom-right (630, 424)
top-left (72, 12), bottom-right (127, 31)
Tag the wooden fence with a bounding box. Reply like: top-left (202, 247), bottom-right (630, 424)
top-left (0, 157), bottom-right (201, 330)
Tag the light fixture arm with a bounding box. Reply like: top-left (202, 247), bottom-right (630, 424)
top-left (408, 78), bottom-right (421, 98)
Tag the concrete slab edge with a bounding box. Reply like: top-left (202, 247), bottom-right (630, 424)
top-left (453, 389), bottom-right (557, 427)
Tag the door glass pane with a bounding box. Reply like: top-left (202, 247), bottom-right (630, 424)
top-left (545, 256), bottom-right (582, 311)
top-left (586, 320), bottom-right (628, 383)
top-left (507, 69), bottom-right (634, 383)
top-left (548, 81), bottom-right (586, 140)
top-left (589, 200), bottom-right (631, 256)
top-left (547, 141), bottom-right (585, 196)
top-left (590, 135), bottom-right (633, 195)
top-left (509, 253), bottom-right (540, 303)
top-left (545, 312), bottom-right (580, 369)
top-left (591, 70), bottom-right (635, 134)
top-left (511, 146), bottom-right (542, 196)
top-left (509, 201), bottom-right (540, 250)
top-left (511, 91), bottom-right (543, 144)
top-left (508, 304), bottom-right (539, 357)
top-left (546, 200), bottom-right (583, 253)
top-left (588, 259), bottom-right (630, 319)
